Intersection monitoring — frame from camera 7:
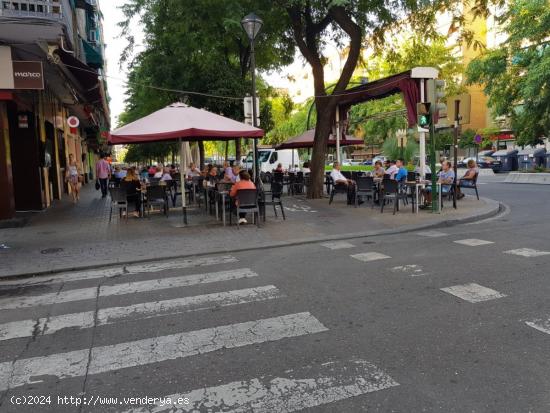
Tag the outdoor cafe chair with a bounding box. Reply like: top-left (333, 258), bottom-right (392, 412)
top-left (109, 187), bottom-right (128, 223)
top-left (289, 172), bottom-right (305, 195)
top-left (259, 181), bottom-right (285, 221)
top-left (355, 176), bottom-right (376, 208)
top-left (458, 172), bottom-right (480, 200)
top-left (229, 189), bottom-right (260, 228)
top-left (144, 185), bottom-right (169, 217)
top-left (329, 177), bottom-right (350, 205)
top-left (380, 178), bottom-right (408, 215)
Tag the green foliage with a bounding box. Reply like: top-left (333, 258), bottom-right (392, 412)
top-left (264, 99), bottom-right (316, 145)
top-left (124, 142), bottom-right (179, 164)
top-left (433, 130), bottom-right (454, 151)
top-left (381, 135), bottom-right (419, 163)
top-left (466, 0), bottom-right (550, 146)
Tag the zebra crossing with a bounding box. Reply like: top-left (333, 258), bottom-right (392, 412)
top-left (0, 254), bottom-right (399, 411)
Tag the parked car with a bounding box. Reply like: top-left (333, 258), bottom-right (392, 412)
top-left (361, 159), bottom-right (373, 166)
top-left (458, 156), bottom-right (502, 169)
top-left (372, 156), bottom-right (387, 164)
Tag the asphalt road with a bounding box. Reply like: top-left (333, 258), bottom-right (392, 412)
top-left (0, 175), bottom-right (549, 413)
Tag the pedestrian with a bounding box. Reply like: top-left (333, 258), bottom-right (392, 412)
top-left (65, 154), bottom-right (82, 203)
top-left (95, 153), bottom-right (111, 198)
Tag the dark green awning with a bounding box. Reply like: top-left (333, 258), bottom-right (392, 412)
top-left (81, 38), bottom-right (103, 69)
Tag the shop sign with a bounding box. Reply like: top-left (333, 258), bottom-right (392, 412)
top-left (12, 61), bottom-right (44, 90)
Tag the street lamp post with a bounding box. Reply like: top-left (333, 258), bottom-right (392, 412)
top-left (241, 12), bottom-right (263, 184)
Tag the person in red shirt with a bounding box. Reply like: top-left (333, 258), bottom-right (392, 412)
top-left (230, 170), bottom-right (256, 224)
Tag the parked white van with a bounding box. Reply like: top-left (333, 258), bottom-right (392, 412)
top-left (244, 149), bottom-right (301, 173)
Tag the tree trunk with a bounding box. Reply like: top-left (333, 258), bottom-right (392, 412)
top-left (198, 141), bottom-right (205, 170)
top-left (307, 101), bottom-right (335, 198)
top-left (235, 138), bottom-right (241, 165)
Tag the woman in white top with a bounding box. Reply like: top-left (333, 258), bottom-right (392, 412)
top-left (65, 154), bottom-right (82, 203)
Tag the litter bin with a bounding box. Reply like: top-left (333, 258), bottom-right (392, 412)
top-left (492, 149), bottom-right (519, 173)
top-left (518, 148), bottom-right (546, 170)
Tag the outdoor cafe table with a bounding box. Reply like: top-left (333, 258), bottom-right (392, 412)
top-left (403, 180), bottom-right (442, 213)
top-left (214, 182), bottom-right (234, 226)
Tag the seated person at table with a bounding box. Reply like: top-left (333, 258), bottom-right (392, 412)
top-left (274, 163), bottom-right (284, 173)
top-left (204, 166), bottom-right (219, 188)
top-left (225, 165), bottom-right (240, 183)
top-left (223, 164), bottom-right (236, 182)
top-left (385, 160), bottom-right (399, 179)
top-left (230, 170), bottom-right (256, 224)
top-left (289, 164), bottom-right (300, 173)
top-left (330, 161), bottom-right (357, 205)
top-left (421, 160), bottom-right (455, 206)
top-left (153, 166), bottom-right (163, 179)
top-left (122, 167), bottom-right (143, 217)
top-left (394, 158), bottom-right (408, 182)
top-left (140, 167), bottom-right (149, 180)
top-left (302, 161), bottom-right (311, 174)
top-left (160, 167), bottom-right (173, 182)
top-left (186, 162), bottom-right (201, 178)
top-left (373, 161), bottom-right (385, 178)
top-left (456, 159), bottom-right (479, 199)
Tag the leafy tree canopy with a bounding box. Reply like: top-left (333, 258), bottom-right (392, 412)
top-left (466, 0), bottom-right (550, 146)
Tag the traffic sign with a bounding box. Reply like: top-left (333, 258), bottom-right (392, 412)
top-left (474, 134), bottom-right (482, 144)
top-left (67, 116), bottom-right (80, 128)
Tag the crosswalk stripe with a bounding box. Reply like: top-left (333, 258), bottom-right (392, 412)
top-left (0, 286), bottom-right (283, 341)
top-left (390, 264), bottom-right (428, 277)
top-left (320, 241), bottom-right (355, 250)
top-left (416, 230), bottom-right (448, 237)
top-left (0, 256), bottom-right (238, 286)
top-left (123, 358), bottom-right (398, 413)
top-left (0, 268), bottom-right (258, 310)
top-left (525, 318), bottom-right (550, 335)
top-left (504, 248), bottom-right (550, 257)
top-left (441, 283), bottom-right (506, 303)
top-left (350, 252), bottom-right (391, 262)
top-left (0, 312), bottom-right (328, 391)
top-left (453, 239), bottom-right (494, 246)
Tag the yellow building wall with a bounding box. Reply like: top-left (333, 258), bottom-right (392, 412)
top-left (461, 6), bottom-right (490, 132)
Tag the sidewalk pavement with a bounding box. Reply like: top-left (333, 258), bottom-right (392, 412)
top-left (0, 184), bottom-right (500, 279)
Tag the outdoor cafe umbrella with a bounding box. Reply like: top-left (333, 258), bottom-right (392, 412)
top-left (109, 102), bottom-right (264, 224)
top-left (275, 129), bottom-right (364, 166)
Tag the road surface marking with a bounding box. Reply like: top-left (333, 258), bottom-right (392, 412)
top-left (453, 239), bottom-right (494, 247)
top-left (0, 312), bottom-right (328, 391)
top-left (441, 283), bottom-right (506, 303)
top-left (525, 318), bottom-right (550, 335)
top-left (504, 248), bottom-right (550, 258)
top-left (0, 286), bottom-right (283, 341)
top-left (0, 256), bottom-right (239, 286)
top-left (417, 231), bottom-right (448, 237)
top-left (350, 252), bottom-right (391, 262)
top-left (0, 268), bottom-right (258, 310)
top-left (123, 358), bottom-right (398, 413)
top-left (320, 241), bottom-right (355, 250)
top-left (390, 265), bottom-right (427, 277)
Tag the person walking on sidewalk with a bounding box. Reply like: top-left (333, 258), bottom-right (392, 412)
top-left (65, 154), bottom-right (82, 203)
top-left (95, 153), bottom-right (111, 198)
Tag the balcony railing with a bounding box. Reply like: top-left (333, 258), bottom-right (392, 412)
top-left (0, 1), bottom-right (63, 20)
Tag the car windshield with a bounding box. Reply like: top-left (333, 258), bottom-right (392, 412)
top-left (245, 151), bottom-right (272, 163)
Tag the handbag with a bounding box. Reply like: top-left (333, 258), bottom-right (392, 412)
top-left (95, 180), bottom-right (100, 190)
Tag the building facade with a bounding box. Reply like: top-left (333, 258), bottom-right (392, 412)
top-left (0, 0), bottom-right (109, 221)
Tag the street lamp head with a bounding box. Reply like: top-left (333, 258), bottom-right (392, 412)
top-left (241, 12), bottom-right (263, 40)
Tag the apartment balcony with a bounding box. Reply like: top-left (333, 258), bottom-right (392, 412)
top-left (0, 0), bottom-right (63, 20)
top-left (0, 0), bottom-right (74, 45)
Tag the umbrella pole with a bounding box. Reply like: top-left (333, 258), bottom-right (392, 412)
top-left (180, 138), bottom-right (188, 224)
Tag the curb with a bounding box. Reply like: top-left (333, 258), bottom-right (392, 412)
top-left (0, 197), bottom-right (502, 281)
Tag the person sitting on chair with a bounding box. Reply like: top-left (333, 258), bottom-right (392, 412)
top-left (230, 170), bottom-right (256, 224)
top-left (373, 161), bottom-right (385, 179)
top-left (456, 159), bottom-right (479, 199)
top-left (330, 161), bottom-right (357, 205)
top-left (394, 158), bottom-right (408, 182)
top-left (421, 160), bottom-right (455, 207)
top-left (274, 163), bottom-right (284, 173)
top-left (385, 160), bottom-right (399, 179)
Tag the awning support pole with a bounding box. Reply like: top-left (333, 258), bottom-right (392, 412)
top-left (180, 138), bottom-right (187, 224)
top-left (335, 106), bottom-right (341, 163)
